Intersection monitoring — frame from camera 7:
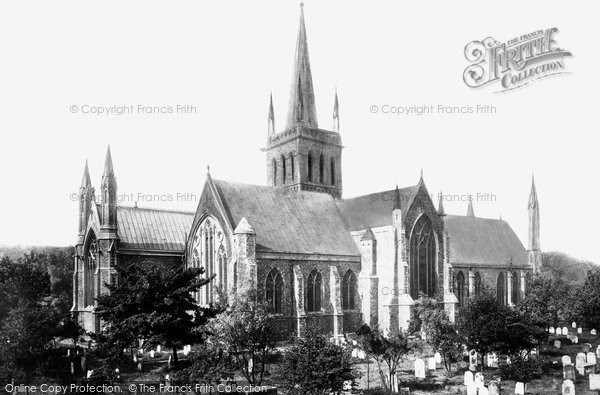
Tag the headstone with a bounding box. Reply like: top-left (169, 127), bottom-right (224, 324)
top-left (427, 357), bottom-right (436, 370)
top-left (590, 374), bottom-right (600, 391)
top-left (572, 322), bottom-right (577, 328)
top-left (478, 387), bottom-right (489, 395)
top-left (150, 350), bottom-right (155, 358)
top-left (555, 340), bottom-right (562, 349)
top-left (137, 361), bottom-right (142, 372)
top-left (550, 326), bottom-right (555, 334)
top-left (357, 349), bottom-right (366, 359)
top-left (562, 379), bottom-right (575, 395)
top-left (562, 355), bottom-right (572, 366)
top-left (563, 326), bottom-right (569, 335)
top-left (86, 370), bottom-right (93, 379)
top-left (488, 380), bottom-right (501, 395)
top-left (156, 345), bottom-right (161, 353)
top-left (463, 370), bottom-right (474, 386)
top-left (466, 383), bottom-right (477, 395)
top-left (578, 327), bottom-right (583, 334)
top-left (414, 358), bottom-right (426, 379)
top-left (584, 344), bottom-right (592, 353)
top-left (351, 348), bottom-right (359, 358)
top-left (576, 353), bottom-right (587, 367)
top-left (434, 352), bottom-right (442, 364)
top-left (572, 336), bottom-right (579, 344)
top-left (515, 382), bottom-right (525, 395)
top-left (564, 364), bottom-right (576, 380)
top-left (487, 352), bottom-right (499, 368)
top-left (591, 329), bottom-right (597, 336)
top-left (474, 372), bottom-right (485, 389)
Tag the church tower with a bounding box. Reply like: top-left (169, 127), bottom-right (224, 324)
top-left (264, 3), bottom-right (343, 199)
top-left (527, 175), bottom-right (542, 273)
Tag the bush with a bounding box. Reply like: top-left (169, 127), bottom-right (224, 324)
top-left (499, 356), bottom-right (557, 382)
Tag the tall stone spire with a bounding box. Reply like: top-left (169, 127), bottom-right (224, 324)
top-left (527, 175), bottom-right (542, 272)
top-left (268, 92), bottom-right (275, 135)
top-left (285, 2), bottom-right (318, 130)
top-left (466, 197), bottom-right (475, 217)
top-left (528, 175), bottom-right (540, 251)
top-left (78, 160), bottom-right (94, 239)
top-left (332, 89), bottom-right (340, 132)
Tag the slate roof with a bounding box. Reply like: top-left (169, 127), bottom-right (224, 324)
top-left (116, 206), bottom-right (194, 253)
top-left (444, 215), bottom-right (527, 267)
top-left (335, 186), bottom-right (419, 231)
top-left (211, 179), bottom-right (359, 256)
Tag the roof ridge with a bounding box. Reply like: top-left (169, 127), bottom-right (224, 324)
top-left (212, 178), bottom-right (337, 200)
top-left (341, 185), bottom-right (419, 201)
top-left (445, 214), bottom-right (506, 222)
top-left (117, 204), bottom-right (195, 215)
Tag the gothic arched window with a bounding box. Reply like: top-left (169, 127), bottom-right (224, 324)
top-left (265, 268), bottom-right (283, 314)
top-left (330, 157), bottom-right (336, 186)
top-left (191, 217), bottom-right (227, 305)
top-left (512, 271), bottom-right (519, 304)
top-left (342, 270), bottom-right (357, 310)
top-left (319, 153), bottom-right (324, 183)
top-left (456, 271), bottom-right (466, 308)
top-left (409, 215), bottom-right (437, 299)
top-left (272, 159), bottom-right (278, 186)
top-left (474, 272), bottom-right (482, 298)
top-left (496, 272), bottom-right (506, 305)
top-left (306, 270), bottom-right (322, 312)
top-left (84, 232), bottom-right (98, 307)
top-left (290, 153), bottom-right (295, 182)
top-left (307, 152), bottom-right (314, 182)
top-left (281, 155), bottom-right (286, 184)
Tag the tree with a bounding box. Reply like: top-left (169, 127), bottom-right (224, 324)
top-left (95, 262), bottom-right (218, 369)
top-left (278, 327), bottom-right (357, 395)
top-left (422, 309), bottom-right (463, 376)
top-left (407, 296), bottom-right (438, 335)
top-left (209, 294), bottom-right (275, 386)
top-left (361, 327), bottom-right (416, 393)
top-left (458, 294), bottom-right (546, 369)
top-left (517, 272), bottom-right (572, 327)
top-left (573, 269), bottom-right (600, 329)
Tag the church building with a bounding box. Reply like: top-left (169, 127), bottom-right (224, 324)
top-left (72, 4), bottom-right (540, 337)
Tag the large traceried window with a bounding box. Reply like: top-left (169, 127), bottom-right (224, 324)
top-left (306, 270), bottom-right (322, 313)
top-left (192, 217), bottom-right (227, 305)
top-left (84, 232), bottom-right (98, 307)
top-left (342, 270), bottom-right (357, 310)
top-left (456, 271), bottom-right (466, 308)
top-left (265, 268), bottom-right (283, 314)
top-left (409, 215), bottom-right (437, 299)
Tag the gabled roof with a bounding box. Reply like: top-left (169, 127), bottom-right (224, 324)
top-left (211, 179), bottom-right (359, 256)
top-left (444, 214), bottom-right (528, 267)
top-left (335, 186), bottom-right (419, 231)
top-left (116, 206), bottom-right (194, 253)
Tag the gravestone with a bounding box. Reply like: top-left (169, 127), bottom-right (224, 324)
top-left (550, 326), bottom-right (555, 334)
top-left (573, 336), bottom-right (579, 344)
top-left (86, 370), bottom-right (93, 379)
top-left (414, 358), bottom-right (426, 379)
top-left (564, 364), bottom-right (576, 380)
top-left (576, 353), bottom-right (587, 367)
top-left (590, 374), bottom-right (600, 391)
top-left (427, 357), bottom-right (436, 370)
top-left (562, 355), bottom-right (572, 366)
top-left (563, 326), bottom-right (569, 335)
top-left (351, 348), bottom-right (359, 358)
top-left (150, 350), bottom-right (155, 358)
top-left (584, 344), bottom-right (592, 353)
top-left (597, 345), bottom-right (600, 358)
top-left (464, 370), bottom-right (474, 386)
top-left (474, 372), bottom-right (485, 388)
top-left (478, 387), bottom-right (489, 395)
top-left (591, 329), bottom-right (597, 336)
top-left (466, 383), bottom-right (477, 395)
top-left (572, 322), bottom-right (577, 328)
top-left (562, 379), bottom-right (575, 395)
top-left (488, 380), bottom-right (500, 395)
top-left (137, 361), bottom-right (142, 372)
top-left (156, 345), bottom-right (161, 353)
top-left (555, 340), bottom-right (562, 349)
top-left (578, 327), bottom-right (583, 334)
top-left (515, 382), bottom-right (525, 395)
top-left (357, 349), bottom-right (366, 359)
top-left (434, 352), bottom-right (442, 364)
top-left (487, 352), bottom-right (498, 368)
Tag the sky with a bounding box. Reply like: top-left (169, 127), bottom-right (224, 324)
top-left (0, 1), bottom-right (598, 263)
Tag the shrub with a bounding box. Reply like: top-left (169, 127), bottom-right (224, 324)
top-left (499, 355), bottom-right (557, 382)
